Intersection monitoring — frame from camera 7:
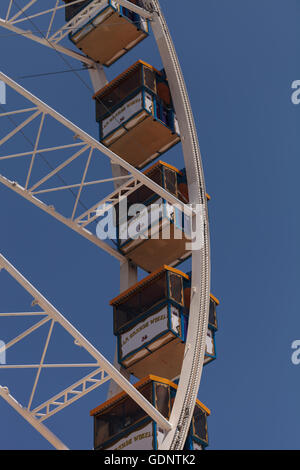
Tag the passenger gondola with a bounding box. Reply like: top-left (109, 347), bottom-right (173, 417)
top-left (93, 61), bottom-right (180, 169)
top-left (115, 161), bottom-right (195, 272)
top-left (64, 0), bottom-right (149, 66)
top-left (90, 375), bottom-right (210, 450)
top-left (110, 265), bottom-right (219, 379)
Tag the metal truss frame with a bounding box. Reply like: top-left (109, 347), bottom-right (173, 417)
top-left (0, 0), bottom-right (211, 451)
top-left (0, 0), bottom-right (152, 66)
top-left (0, 253), bottom-right (171, 449)
top-left (0, 71), bottom-right (194, 264)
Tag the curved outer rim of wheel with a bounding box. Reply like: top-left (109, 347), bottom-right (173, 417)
top-left (142, 0), bottom-right (211, 450)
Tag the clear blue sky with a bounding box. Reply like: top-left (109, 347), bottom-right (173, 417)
top-left (0, 0), bottom-right (300, 450)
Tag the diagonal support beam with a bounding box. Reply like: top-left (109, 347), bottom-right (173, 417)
top-left (0, 316), bottom-right (51, 354)
top-left (32, 368), bottom-right (110, 422)
top-left (0, 174), bottom-right (126, 262)
top-left (25, 112), bottom-right (45, 190)
top-left (29, 144), bottom-right (90, 192)
top-left (28, 319), bottom-right (55, 411)
top-left (0, 386), bottom-right (69, 450)
top-left (0, 71), bottom-right (194, 217)
top-left (75, 177), bottom-right (141, 226)
top-left (0, 312), bottom-right (46, 317)
top-left (8, 0), bottom-right (39, 23)
top-left (0, 17), bottom-right (95, 66)
top-left (0, 107), bottom-right (38, 117)
top-left (0, 110), bottom-right (41, 147)
top-left (0, 142), bottom-right (86, 161)
top-left (0, 363), bottom-right (99, 369)
top-left (32, 175), bottom-right (131, 195)
top-left (5, 0), bottom-right (14, 22)
top-left (71, 147), bottom-right (93, 220)
top-left (0, 253), bottom-right (172, 432)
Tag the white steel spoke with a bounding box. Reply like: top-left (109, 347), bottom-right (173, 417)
top-left (25, 112), bottom-right (45, 190)
top-left (0, 175), bottom-right (125, 261)
top-left (28, 319), bottom-right (55, 411)
top-left (0, 252), bottom-right (172, 451)
top-left (0, 142), bottom-right (86, 161)
top-left (0, 72), bottom-right (193, 215)
top-left (76, 178), bottom-right (141, 227)
top-left (10, 0), bottom-right (89, 26)
top-left (0, 72), bottom-right (193, 263)
top-left (0, 109), bottom-right (41, 146)
top-left (5, 0), bottom-right (14, 22)
top-left (28, 144), bottom-right (90, 192)
top-left (0, 0), bottom-right (212, 452)
top-left (71, 147), bottom-right (93, 220)
top-left (0, 363), bottom-right (99, 369)
top-left (0, 107), bottom-right (38, 117)
top-left (8, 0), bottom-right (39, 23)
top-left (0, 386), bottom-right (69, 450)
top-left (46, 0), bottom-right (59, 39)
top-left (1, 0), bottom-right (152, 64)
top-left (0, 17), bottom-right (94, 66)
top-left (32, 175), bottom-right (131, 195)
top-left (0, 312), bottom-right (46, 316)
top-left (0, 316), bottom-right (51, 354)
top-left (32, 368), bottom-right (110, 422)
top-left (49, 0), bottom-right (107, 44)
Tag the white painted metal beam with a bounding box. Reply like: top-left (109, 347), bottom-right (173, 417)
top-left (0, 253), bottom-right (172, 433)
top-left (32, 368), bottom-right (110, 421)
top-left (1, 0), bottom-right (152, 57)
top-left (0, 17), bottom-right (94, 66)
top-left (0, 175), bottom-right (126, 262)
top-left (0, 386), bottom-right (69, 450)
top-left (0, 72), bottom-right (193, 217)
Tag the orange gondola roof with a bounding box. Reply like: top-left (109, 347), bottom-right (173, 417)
top-left (110, 265), bottom-right (189, 306)
top-left (144, 160), bottom-right (183, 176)
top-left (110, 265), bottom-right (220, 307)
top-left (90, 374), bottom-right (210, 416)
top-left (210, 293), bottom-right (220, 305)
top-left (93, 60), bottom-right (162, 100)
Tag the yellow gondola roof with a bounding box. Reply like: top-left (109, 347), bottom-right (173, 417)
top-left (93, 60), bottom-right (162, 100)
top-left (90, 374), bottom-right (211, 416)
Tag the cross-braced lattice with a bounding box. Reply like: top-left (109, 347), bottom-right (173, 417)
top-left (0, 0), bottom-right (152, 65)
top-left (0, 72), bottom-right (193, 264)
top-left (0, 253), bottom-right (171, 449)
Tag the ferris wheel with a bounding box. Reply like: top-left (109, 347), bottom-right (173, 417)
top-left (0, 0), bottom-right (216, 450)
